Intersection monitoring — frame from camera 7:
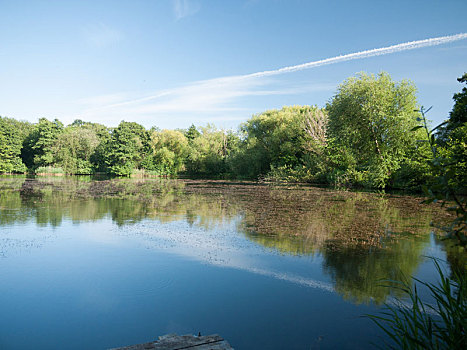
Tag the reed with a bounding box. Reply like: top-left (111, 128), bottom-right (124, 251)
top-left (367, 259), bottom-right (466, 349)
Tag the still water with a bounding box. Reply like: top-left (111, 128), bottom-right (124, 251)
top-left (0, 176), bottom-right (459, 349)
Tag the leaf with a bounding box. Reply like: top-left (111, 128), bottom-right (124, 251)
top-left (411, 125), bottom-right (424, 132)
top-left (430, 121), bottom-right (448, 133)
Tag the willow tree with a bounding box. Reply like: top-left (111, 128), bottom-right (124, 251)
top-left (54, 126), bottom-right (100, 174)
top-left (185, 124), bottom-right (237, 176)
top-left (146, 129), bottom-right (189, 175)
top-left (326, 72), bottom-right (425, 188)
top-left (236, 105), bottom-right (327, 179)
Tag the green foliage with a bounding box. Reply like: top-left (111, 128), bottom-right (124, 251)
top-left (436, 74), bottom-right (467, 192)
top-left (54, 126), bottom-right (100, 174)
top-left (143, 129), bottom-right (189, 175)
top-left (326, 72), bottom-right (423, 188)
top-left (0, 117), bottom-right (29, 173)
top-left (185, 124), bottom-right (238, 177)
top-left (105, 121), bottom-right (150, 176)
top-left (236, 105), bottom-right (327, 179)
top-left (414, 107), bottom-right (467, 247)
top-left (2, 71), bottom-right (463, 188)
top-left (22, 118), bottom-right (64, 170)
top-left (227, 135), bottom-right (266, 179)
top-left (438, 73), bottom-right (467, 142)
top-left (437, 124), bottom-right (467, 191)
top-left (450, 73), bottom-right (467, 124)
top-left (367, 259), bottom-right (466, 349)
top-left (35, 166), bottom-right (64, 174)
top-left (184, 124), bottom-right (201, 142)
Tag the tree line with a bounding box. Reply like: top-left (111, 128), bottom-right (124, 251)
top-left (0, 71), bottom-right (465, 190)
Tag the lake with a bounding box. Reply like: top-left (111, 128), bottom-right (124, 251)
top-left (0, 176), bottom-right (460, 349)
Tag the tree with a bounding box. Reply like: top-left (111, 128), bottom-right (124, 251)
top-left (0, 117), bottom-right (30, 173)
top-left (54, 126), bottom-right (100, 174)
top-left (436, 73), bottom-right (467, 191)
top-left (184, 124), bottom-right (200, 143)
top-left (326, 72), bottom-right (424, 188)
top-left (438, 73), bottom-right (467, 142)
top-left (145, 129), bottom-right (189, 175)
top-left (105, 121), bottom-right (150, 176)
top-left (21, 118), bottom-right (64, 170)
top-left (185, 124), bottom-right (236, 176)
top-left (234, 105), bottom-right (327, 179)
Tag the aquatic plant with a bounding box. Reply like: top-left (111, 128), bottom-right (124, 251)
top-left (367, 259), bottom-right (466, 349)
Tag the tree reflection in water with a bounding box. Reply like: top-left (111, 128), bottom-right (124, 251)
top-left (0, 176), bottom-right (459, 304)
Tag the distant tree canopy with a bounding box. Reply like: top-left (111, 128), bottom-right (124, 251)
top-left (1, 71), bottom-right (464, 191)
top-left (145, 129), bottom-right (189, 175)
top-left (0, 117), bottom-right (30, 173)
top-left (104, 121), bottom-right (151, 176)
top-left (22, 118), bottom-right (64, 170)
top-left (185, 124), bottom-right (236, 176)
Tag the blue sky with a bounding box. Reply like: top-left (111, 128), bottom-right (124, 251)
top-left (1, 0), bottom-right (466, 129)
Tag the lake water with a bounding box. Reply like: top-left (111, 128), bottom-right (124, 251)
top-left (0, 176), bottom-right (460, 349)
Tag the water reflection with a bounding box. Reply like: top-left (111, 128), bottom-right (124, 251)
top-left (0, 176), bottom-right (457, 304)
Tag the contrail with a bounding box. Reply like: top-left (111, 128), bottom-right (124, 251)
top-left (92, 33), bottom-right (467, 111)
top-left (243, 32), bottom-right (467, 79)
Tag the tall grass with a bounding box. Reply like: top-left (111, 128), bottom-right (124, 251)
top-left (34, 166), bottom-right (64, 174)
top-left (367, 259), bottom-right (466, 349)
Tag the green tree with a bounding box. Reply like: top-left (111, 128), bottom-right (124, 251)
top-left (83, 122), bottom-right (112, 173)
top-left (145, 129), bottom-right (189, 175)
top-left (105, 121), bottom-right (150, 176)
top-left (22, 118), bottom-right (64, 170)
top-left (0, 117), bottom-right (30, 173)
top-left (436, 73), bottom-right (467, 191)
top-left (234, 105), bottom-right (326, 179)
top-left (185, 125), bottom-right (237, 176)
top-left (54, 126), bottom-right (100, 174)
top-left (326, 72), bottom-right (424, 188)
top-left (438, 73), bottom-right (467, 141)
top-left (184, 124), bottom-right (201, 143)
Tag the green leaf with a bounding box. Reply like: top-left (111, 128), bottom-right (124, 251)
top-left (410, 125), bottom-right (424, 132)
top-left (430, 121), bottom-right (448, 133)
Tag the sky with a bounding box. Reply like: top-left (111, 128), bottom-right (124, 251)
top-left (1, 0), bottom-right (466, 130)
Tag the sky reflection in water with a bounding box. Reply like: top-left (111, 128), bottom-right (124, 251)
top-left (0, 176), bottom-right (459, 349)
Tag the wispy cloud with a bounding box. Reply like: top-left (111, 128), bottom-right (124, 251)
top-left (79, 33), bottom-right (467, 126)
top-left (80, 76), bottom-right (331, 126)
top-left (83, 22), bottom-right (122, 47)
top-left (172, 0), bottom-right (201, 20)
top-left (78, 92), bottom-right (132, 106)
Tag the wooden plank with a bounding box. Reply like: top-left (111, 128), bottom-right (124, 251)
top-left (111, 333), bottom-right (233, 350)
